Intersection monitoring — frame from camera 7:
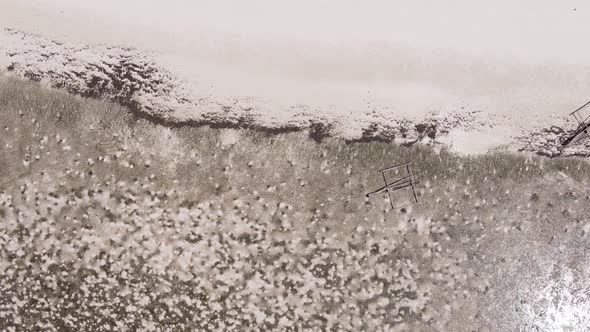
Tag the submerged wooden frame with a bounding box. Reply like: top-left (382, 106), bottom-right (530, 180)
top-left (365, 161), bottom-right (420, 209)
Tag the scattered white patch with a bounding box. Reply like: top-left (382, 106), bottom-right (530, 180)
top-left (438, 124), bottom-right (516, 155)
top-left (522, 268), bottom-right (590, 330)
top-left (219, 129), bottom-right (239, 147)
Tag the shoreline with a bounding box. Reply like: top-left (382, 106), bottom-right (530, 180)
top-left (4, 28), bottom-right (588, 158)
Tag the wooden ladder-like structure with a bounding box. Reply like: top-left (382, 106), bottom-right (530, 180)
top-left (366, 161), bottom-right (420, 209)
top-left (563, 100), bottom-right (590, 146)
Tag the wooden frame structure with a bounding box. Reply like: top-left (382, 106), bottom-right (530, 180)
top-left (365, 161), bottom-right (420, 209)
top-left (562, 100), bottom-right (590, 146)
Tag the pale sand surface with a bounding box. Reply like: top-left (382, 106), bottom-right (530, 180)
top-left (2, 0), bottom-right (590, 124)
